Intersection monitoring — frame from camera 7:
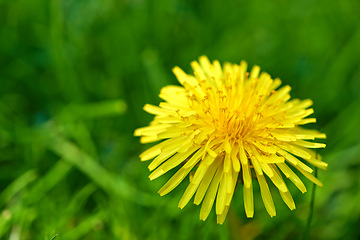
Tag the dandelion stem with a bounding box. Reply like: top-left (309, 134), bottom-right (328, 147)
top-left (303, 167), bottom-right (318, 240)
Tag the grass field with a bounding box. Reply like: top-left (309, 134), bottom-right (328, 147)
top-left (0, 0), bottom-right (360, 239)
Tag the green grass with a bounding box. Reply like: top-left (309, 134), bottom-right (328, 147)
top-left (0, 0), bottom-right (360, 239)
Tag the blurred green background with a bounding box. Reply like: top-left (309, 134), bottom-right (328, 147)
top-left (0, 0), bottom-right (359, 239)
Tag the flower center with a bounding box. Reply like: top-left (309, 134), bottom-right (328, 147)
top-left (194, 87), bottom-right (267, 144)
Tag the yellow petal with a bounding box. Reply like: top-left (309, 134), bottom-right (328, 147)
top-left (276, 162), bottom-right (307, 193)
top-left (158, 167), bottom-right (192, 196)
top-left (194, 160), bottom-right (221, 205)
top-left (295, 166), bottom-right (323, 187)
top-left (178, 162), bottom-right (208, 209)
top-left (242, 161), bottom-right (252, 188)
top-left (149, 146), bottom-right (198, 180)
top-left (292, 140), bottom-right (326, 149)
top-left (256, 172), bottom-right (276, 217)
top-left (215, 174), bottom-right (227, 215)
top-left (243, 184), bottom-right (254, 218)
top-left (200, 165), bottom-right (223, 221)
top-left (139, 140), bottom-right (167, 161)
top-left (280, 190), bottom-right (296, 210)
top-left (231, 142), bottom-right (240, 172)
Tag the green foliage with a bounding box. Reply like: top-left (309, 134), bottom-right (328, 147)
top-left (0, 0), bottom-right (359, 239)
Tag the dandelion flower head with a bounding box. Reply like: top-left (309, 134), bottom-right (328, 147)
top-left (135, 56), bottom-right (327, 224)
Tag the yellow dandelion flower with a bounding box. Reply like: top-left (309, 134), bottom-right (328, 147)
top-left (135, 56), bottom-right (327, 224)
